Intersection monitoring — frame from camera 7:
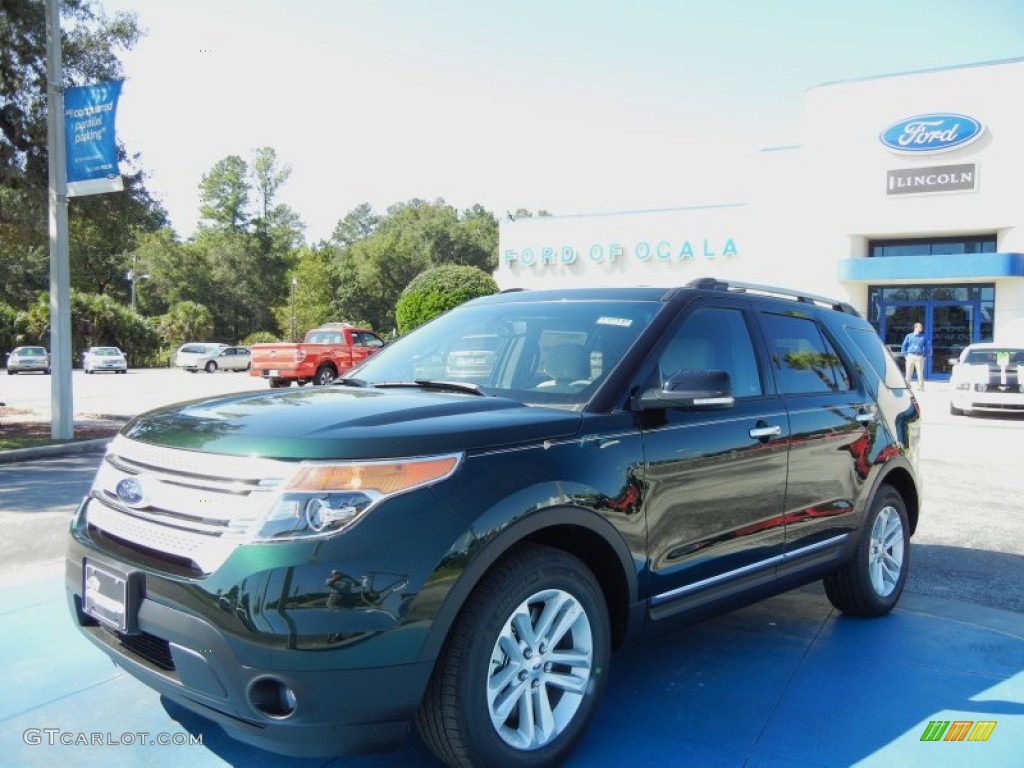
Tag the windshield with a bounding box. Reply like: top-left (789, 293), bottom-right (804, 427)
top-left (964, 348), bottom-right (1024, 366)
top-left (348, 298), bottom-right (661, 407)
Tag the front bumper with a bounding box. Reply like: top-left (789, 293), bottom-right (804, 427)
top-left (951, 388), bottom-right (1024, 413)
top-left (65, 549), bottom-right (433, 757)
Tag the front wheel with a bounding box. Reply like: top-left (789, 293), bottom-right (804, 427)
top-left (205, 360), bottom-right (218, 373)
top-left (824, 486), bottom-right (910, 617)
top-left (416, 544), bottom-right (610, 768)
top-left (950, 402), bottom-right (963, 416)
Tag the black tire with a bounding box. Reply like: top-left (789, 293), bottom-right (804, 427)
top-left (7, 369), bottom-right (14, 375)
top-left (44, 368), bottom-right (51, 375)
top-left (268, 377), bottom-right (289, 389)
top-left (950, 402), bottom-right (963, 416)
top-left (205, 360), bottom-right (218, 373)
top-left (117, 369), bottom-right (127, 374)
top-left (824, 486), bottom-right (909, 617)
top-left (313, 366), bottom-right (336, 386)
top-left (84, 368), bottom-right (91, 375)
top-left (416, 544), bottom-right (610, 768)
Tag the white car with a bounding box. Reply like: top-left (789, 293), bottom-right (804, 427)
top-left (82, 346), bottom-right (128, 374)
top-left (174, 342), bottom-right (228, 372)
top-left (193, 345), bottom-right (251, 373)
top-left (949, 342), bottom-right (1024, 416)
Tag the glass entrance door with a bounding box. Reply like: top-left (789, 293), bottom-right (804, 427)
top-left (881, 303), bottom-right (926, 367)
top-left (930, 303), bottom-right (973, 377)
top-left (879, 302), bottom-right (974, 381)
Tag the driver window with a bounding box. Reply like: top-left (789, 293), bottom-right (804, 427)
top-left (657, 307), bottom-right (763, 397)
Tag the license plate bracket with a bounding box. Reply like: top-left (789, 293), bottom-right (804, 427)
top-left (83, 560), bottom-right (141, 634)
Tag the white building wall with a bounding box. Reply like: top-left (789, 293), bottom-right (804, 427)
top-left (496, 58), bottom-right (1024, 338)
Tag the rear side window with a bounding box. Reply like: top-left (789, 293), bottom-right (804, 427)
top-left (845, 326), bottom-right (905, 390)
top-left (760, 313), bottom-right (853, 394)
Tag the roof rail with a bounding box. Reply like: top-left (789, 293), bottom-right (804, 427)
top-left (685, 278), bottom-right (860, 316)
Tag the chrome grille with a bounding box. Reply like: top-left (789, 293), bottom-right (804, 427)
top-left (85, 435), bottom-right (296, 573)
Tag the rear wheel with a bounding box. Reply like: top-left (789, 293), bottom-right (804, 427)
top-left (824, 486), bottom-right (909, 617)
top-left (205, 360), bottom-right (218, 373)
top-left (268, 377), bottom-right (290, 389)
top-left (950, 401), bottom-right (964, 416)
top-left (313, 366), bottom-right (336, 386)
top-left (416, 544), bottom-right (610, 768)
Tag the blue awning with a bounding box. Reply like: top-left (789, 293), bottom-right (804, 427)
top-left (838, 252), bottom-right (1024, 281)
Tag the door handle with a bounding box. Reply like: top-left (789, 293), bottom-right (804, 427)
top-left (749, 425), bottom-right (782, 439)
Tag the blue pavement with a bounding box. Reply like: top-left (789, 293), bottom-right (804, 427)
top-left (1, 565), bottom-right (1021, 767)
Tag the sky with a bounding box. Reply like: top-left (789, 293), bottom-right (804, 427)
top-left (94, 0), bottom-right (1024, 244)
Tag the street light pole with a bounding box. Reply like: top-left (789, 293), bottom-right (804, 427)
top-left (290, 276), bottom-right (298, 342)
top-left (127, 253), bottom-right (149, 313)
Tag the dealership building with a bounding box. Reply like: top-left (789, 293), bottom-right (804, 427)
top-left (496, 57), bottom-right (1024, 381)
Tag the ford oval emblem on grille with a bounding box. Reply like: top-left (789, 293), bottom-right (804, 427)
top-left (115, 477), bottom-right (148, 507)
top-left (880, 113), bottom-right (983, 154)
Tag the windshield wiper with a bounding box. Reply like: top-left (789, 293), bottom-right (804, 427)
top-left (373, 380), bottom-right (487, 396)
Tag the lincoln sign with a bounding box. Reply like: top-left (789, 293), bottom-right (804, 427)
top-left (886, 164), bottom-right (976, 196)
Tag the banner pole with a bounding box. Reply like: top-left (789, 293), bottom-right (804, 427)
top-left (46, 0), bottom-right (74, 439)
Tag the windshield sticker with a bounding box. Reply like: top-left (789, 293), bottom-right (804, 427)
top-left (597, 317), bottom-right (633, 327)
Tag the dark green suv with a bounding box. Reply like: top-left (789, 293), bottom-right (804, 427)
top-left (66, 279), bottom-right (921, 767)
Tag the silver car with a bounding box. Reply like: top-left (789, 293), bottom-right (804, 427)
top-left (6, 346), bottom-right (51, 375)
top-left (187, 345), bottom-right (250, 373)
top-left (82, 346), bottom-right (128, 374)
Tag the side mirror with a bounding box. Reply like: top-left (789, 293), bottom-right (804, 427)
top-left (636, 369), bottom-right (735, 411)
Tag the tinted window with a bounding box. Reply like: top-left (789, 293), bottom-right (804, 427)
top-left (760, 313), bottom-right (852, 395)
top-left (845, 326), bottom-right (905, 389)
top-left (656, 306), bottom-right (763, 398)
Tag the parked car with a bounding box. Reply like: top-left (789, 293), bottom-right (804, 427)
top-left (949, 342), bottom-right (1024, 416)
top-left (249, 324), bottom-right (384, 387)
top-left (194, 345), bottom-right (251, 373)
top-left (82, 346), bottom-right (128, 374)
top-left (67, 279), bottom-right (921, 766)
top-left (444, 333), bottom-right (500, 380)
top-left (5, 345), bottom-right (50, 375)
top-left (174, 342), bottom-right (228, 372)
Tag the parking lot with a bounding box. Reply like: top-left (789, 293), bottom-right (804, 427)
top-left (1, 370), bottom-right (1022, 766)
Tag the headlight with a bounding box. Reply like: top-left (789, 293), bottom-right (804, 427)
top-left (254, 454), bottom-right (462, 541)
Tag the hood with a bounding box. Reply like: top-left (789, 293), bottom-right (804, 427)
top-left (121, 386), bottom-right (583, 459)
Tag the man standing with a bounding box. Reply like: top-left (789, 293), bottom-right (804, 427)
top-left (901, 322), bottom-right (929, 391)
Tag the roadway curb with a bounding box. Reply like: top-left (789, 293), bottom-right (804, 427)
top-left (0, 437), bottom-right (112, 465)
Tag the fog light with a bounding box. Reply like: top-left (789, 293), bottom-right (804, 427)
top-left (249, 677), bottom-right (297, 719)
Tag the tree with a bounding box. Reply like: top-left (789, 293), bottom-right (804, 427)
top-left (198, 155), bottom-right (249, 231)
top-left (250, 146), bottom-right (290, 220)
top-left (395, 265), bottom-right (498, 334)
top-left (1, 0), bottom-right (164, 309)
top-left (329, 199), bottom-right (500, 333)
top-left (1, 0), bottom-right (141, 190)
top-left (271, 244), bottom-right (337, 338)
top-left (331, 202), bottom-right (380, 249)
top-left (159, 301), bottom-right (214, 348)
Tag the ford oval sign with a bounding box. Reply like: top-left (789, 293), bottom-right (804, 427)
top-left (880, 113), bottom-right (983, 154)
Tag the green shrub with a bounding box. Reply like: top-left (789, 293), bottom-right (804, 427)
top-left (396, 265), bottom-right (498, 334)
top-left (242, 331), bottom-right (280, 345)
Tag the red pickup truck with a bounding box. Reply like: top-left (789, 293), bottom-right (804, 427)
top-left (249, 323), bottom-right (386, 388)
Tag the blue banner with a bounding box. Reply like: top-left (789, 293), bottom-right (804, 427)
top-left (64, 80), bottom-right (124, 197)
